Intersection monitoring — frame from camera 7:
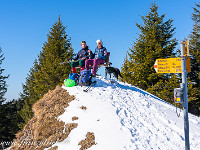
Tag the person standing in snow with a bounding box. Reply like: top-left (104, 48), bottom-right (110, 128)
top-left (85, 39), bottom-right (107, 76)
top-left (71, 41), bottom-right (92, 73)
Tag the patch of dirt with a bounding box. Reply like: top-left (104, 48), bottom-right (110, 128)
top-left (78, 132), bottom-right (96, 150)
top-left (9, 86), bottom-right (77, 150)
top-left (72, 116), bottom-right (79, 121)
top-left (80, 106), bottom-right (87, 110)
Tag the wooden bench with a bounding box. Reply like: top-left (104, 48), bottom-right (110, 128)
top-left (75, 52), bottom-right (112, 77)
top-left (97, 52), bottom-right (112, 67)
top-left (95, 52), bottom-right (112, 78)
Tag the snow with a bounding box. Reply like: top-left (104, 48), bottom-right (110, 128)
top-left (48, 76), bottom-right (200, 150)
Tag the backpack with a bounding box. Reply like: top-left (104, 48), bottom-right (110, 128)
top-left (68, 73), bottom-right (79, 84)
top-left (79, 70), bottom-right (92, 86)
top-left (64, 73), bottom-right (79, 87)
top-left (64, 79), bottom-right (76, 87)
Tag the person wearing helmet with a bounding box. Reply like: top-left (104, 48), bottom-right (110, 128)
top-left (71, 41), bottom-right (92, 73)
top-left (85, 39), bottom-right (107, 76)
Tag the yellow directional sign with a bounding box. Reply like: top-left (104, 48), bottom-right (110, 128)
top-left (154, 57), bottom-right (191, 73)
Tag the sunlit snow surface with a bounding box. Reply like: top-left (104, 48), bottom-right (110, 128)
top-left (48, 76), bottom-right (200, 150)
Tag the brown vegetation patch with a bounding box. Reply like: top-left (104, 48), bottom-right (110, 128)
top-left (47, 146), bottom-right (58, 150)
top-left (80, 106), bottom-right (87, 110)
top-left (72, 116), bottom-right (79, 121)
top-left (78, 132), bottom-right (96, 150)
top-left (10, 86), bottom-right (76, 150)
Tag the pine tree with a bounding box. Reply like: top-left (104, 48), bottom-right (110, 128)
top-left (18, 61), bottom-right (38, 127)
top-left (33, 16), bottom-right (73, 98)
top-left (121, 53), bottom-right (132, 82)
top-left (18, 16), bottom-right (73, 127)
top-left (0, 47), bottom-right (10, 144)
top-left (187, 2), bottom-right (200, 115)
top-left (0, 48), bottom-right (9, 104)
top-left (147, 74), bottom-right (181, 104)
top-left (0, 99), bottom-right (23, 146)
top-left (0, 48), bottom-right (23, 148)
top-left (121, 3), bottom-right (177, 91)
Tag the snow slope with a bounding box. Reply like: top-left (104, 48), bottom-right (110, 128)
top-left (49, 76), bottom-right (200, 150)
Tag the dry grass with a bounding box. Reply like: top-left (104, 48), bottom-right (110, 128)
top-left (9, 86), bottom-right (77, 150)
top-left (78, 132), bottom-right (96, 150)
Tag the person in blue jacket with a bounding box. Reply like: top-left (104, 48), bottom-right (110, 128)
top-left (71, 41), bottom-right (92, 73)
top-left (85, 39), bottom-right (107, 75)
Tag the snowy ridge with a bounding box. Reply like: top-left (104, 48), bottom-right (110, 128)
top-left (48, 76), bottom-right (200, 150)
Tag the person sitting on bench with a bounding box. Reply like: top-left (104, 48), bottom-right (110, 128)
top-left (85, 39), bottom-right (107, 76)
top-left (71, 41), bottom-right (92, 73)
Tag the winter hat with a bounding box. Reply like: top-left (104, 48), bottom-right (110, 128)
top-left (96, 39), bottom-right (103, 44)
top-left (81, 41), bottom-right (86, 44)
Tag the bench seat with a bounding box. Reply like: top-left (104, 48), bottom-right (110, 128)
top-left (75, 52), bottom-right (112, 77)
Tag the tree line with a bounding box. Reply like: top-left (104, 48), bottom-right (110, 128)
top-left (0, 2), bottom-right (199, 147)
top-left (121, 3), bottom-right (200, 115)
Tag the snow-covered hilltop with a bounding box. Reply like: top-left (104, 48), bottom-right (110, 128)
top-left (9, 76), bottom-right (200, 150)
top-left (50, 76), bottom-right (200, 150)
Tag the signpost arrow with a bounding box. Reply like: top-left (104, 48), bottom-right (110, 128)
top-left (154, 59), bottom-right (157, 72)
top-left (154, 57), bottom-right (191, 73)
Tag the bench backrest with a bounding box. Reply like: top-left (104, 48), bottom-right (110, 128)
top-left (105, 52), bottom-right (110, 63)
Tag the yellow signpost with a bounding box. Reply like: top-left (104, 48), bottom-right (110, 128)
top-left (154, 40), bottom-right (191, 150)
top-left (154, 57), bottom-right (191, 73)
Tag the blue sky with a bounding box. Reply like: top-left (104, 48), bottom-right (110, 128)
top-left (0, 0), bottom-right (198, 101)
